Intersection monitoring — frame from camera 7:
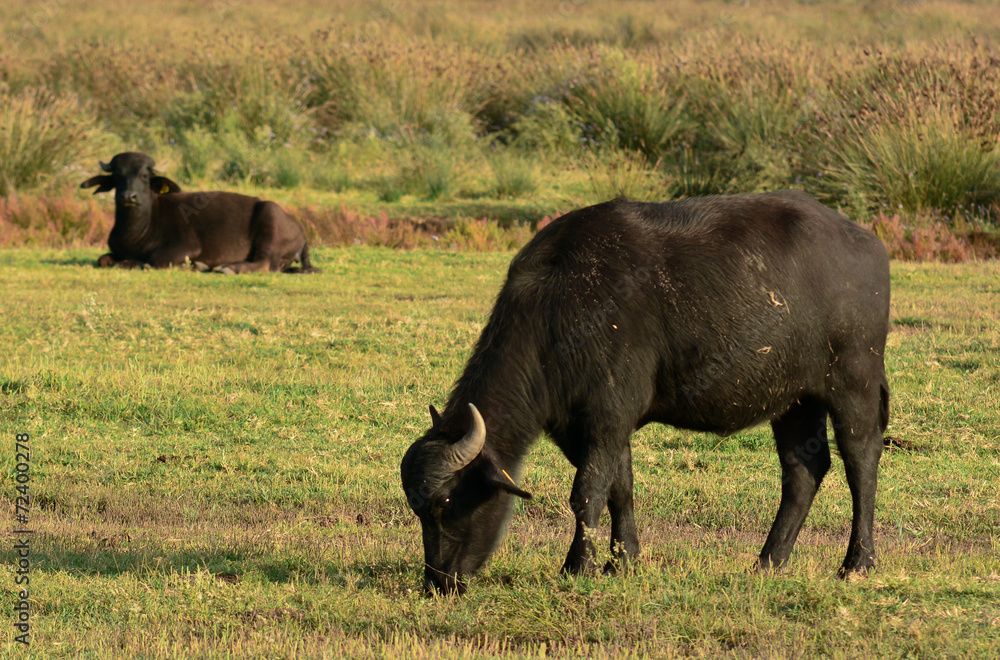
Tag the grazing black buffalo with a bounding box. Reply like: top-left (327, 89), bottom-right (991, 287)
top-left (401, 191), bottom-right (891, 594)
top-left (81, 152), bottom-right (313, 273)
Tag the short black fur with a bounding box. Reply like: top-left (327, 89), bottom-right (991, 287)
top-left (401, 191), bottom-right (890, 593)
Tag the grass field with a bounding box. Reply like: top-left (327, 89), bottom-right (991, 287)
top-left (1, 247), bottom-right (998, 657)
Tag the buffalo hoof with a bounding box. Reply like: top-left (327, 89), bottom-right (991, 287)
top-left (192, 261), bottom-right (210, 272)
top-left (96, 254), bottom-right (116, 268)
top-left (560, 555), bottom-right (599, 577)
top-left (837, 563), bottom-right (874, 581)
top-left (212, 266), bottom-right (237, 275)
top-left (602, 555), bottom-right (636, 576)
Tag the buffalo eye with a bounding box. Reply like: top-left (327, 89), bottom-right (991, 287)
top-left (434, 497), bottom-right (453, 518)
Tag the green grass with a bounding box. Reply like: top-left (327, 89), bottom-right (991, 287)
top-left (1, 248), bottom-right (998, 657)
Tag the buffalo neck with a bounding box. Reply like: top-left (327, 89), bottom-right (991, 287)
top-left (109, 197), bottom-right (156, 253)
top-left (444, 322), bottom-right (548, 470)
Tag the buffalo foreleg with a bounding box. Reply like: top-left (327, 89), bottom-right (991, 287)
top-left (95, 253), bottom-right (148, 269)
top-left (561, 429), bottom-right (630, 576)
top-left (758, 399), bottom-right (830, 571)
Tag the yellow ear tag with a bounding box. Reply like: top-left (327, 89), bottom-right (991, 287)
top-left (501, 469), bottom-right (517, 486)
top-left (160, 183), bottom-right (171, 194)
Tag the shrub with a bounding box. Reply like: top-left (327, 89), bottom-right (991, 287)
top-left (583, 149), bottom-right (667, 203)
top-left (826, 107), bottom-right (1000, 221)
top-left (0, 88), bottom-right (97, 196)
top-left (306, 40), bottom-right (479, 148)
top-left (567, 49), bottom-right (686, 164)
top-left (509, 101), bottom-right (582, 153)
top-left (487, 152), bottom-right (538, 199)
top-left (371, 175), bottom-right (405, 203)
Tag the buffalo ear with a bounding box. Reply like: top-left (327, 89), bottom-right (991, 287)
top-left (151, 176), bottom-right (181, 194)
top-left (496, 480), bottom-right (532, 500)
top-left (80, 175), bottom-right (115, 193)
top-left (491, 466), bottom-right (532, 500)
top-left (429, 405), bottom-right (443, 429)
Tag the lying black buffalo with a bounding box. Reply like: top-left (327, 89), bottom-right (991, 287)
top-left (401, 191), bottom-right (890, 594)
top-left (81, 152), bottom-right (313, 273)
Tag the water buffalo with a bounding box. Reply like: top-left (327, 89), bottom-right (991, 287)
top-left (401, 191), bottom-right (890, 594)
top-left (81, 152), bottom-right (313, 273)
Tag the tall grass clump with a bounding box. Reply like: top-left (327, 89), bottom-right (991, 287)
top-left (305, 40), bottom-right (479, 147)
top-left (487, 151), bottom-right (538, 199)
top-left (41, 41), bottom-right (185, 146)
top-left (508, 101), bottom-right (582, 153)
top-left (583, 149), bottom-right (666, 202)
top-left (0, 88), bottom-right (97, 196)
top-left (165, 60), bottom-right (308, 147)
top-left (661, 41), bottom-right (824, 197)
top-left (687, 86), bottom-right (804, 194)
top-left (401, 143), bottom-right (459, 200)
top-left (826, 106), bottom-right (1000, 222)
top-left (567, 49), bottom-right (686, 164)
top-left (163, 55), bottom-right (316, 188)
top-left (814, 45), bottom-right (1000, 224)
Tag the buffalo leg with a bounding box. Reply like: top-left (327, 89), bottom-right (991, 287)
top-left (96, 253), bottom-right (147, 269)
top-left (219, 201), bottom-right (302, 273)
top-left (147, 245), bottom-right (198, 269)
top-left (561, 429), bottom-right (629, 576)
top-left (604, 445), bottom-right (639, 574)
top-left (758, 399), bottom-right (830, 570)
top-left (830, 392), bottom-right (884, 577)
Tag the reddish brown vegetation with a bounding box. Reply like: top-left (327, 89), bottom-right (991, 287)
top-left (868, 213), bottom-right (1000, 262)
top-left (3, 193), bottom-right (999, 260)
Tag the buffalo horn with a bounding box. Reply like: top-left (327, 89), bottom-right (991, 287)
top-left (99, 160), bottom-right (113, 172)
top-left (445, 403), bottom-right (486, 472)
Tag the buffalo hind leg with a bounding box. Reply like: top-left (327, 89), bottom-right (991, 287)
top-left (831, 390), bottom-right (884, 577)
top-left (758, 399), bottom-right (830, 571)
top-left (604, 445), bottom-right (639, 575)
top-left (217, 201), bottom-right (302, 274)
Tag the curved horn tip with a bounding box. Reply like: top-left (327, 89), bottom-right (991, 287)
top-left (467, 402), bottom-right (484, 425)
top-left (99, 160), bottom-right (113, 172)
top-left (445, 403), bottom-right (487, 472)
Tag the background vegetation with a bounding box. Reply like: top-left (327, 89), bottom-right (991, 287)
top-left (2, 0), bottom-right (1000, 257)
top-left (1, 248), bottom-right (999, 658)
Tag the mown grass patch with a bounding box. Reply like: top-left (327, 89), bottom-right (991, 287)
top-left (1, 249), bottom-right (998, 657)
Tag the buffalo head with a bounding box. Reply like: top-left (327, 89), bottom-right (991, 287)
top-left (400, 403), bottom-right (531, 594)
top-left (80, 152), bottom-right (182, 208)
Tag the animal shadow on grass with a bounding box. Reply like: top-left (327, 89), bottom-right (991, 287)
top-left (32, 541), bottom-right (422, 595)
top-left (41, 255), bottom-right (101, 267)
